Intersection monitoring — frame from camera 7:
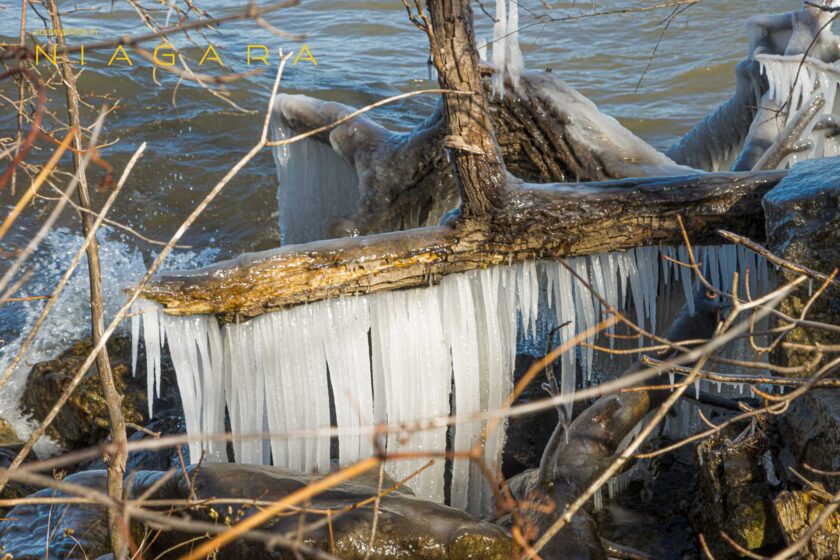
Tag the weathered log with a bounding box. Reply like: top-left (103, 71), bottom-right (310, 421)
top-left (141, 170), bottom-right (785, 319)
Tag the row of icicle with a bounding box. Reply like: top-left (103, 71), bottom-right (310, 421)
top-left (132, 244), bottom-right (771, 514)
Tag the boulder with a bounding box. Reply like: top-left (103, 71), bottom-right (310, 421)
top-left (773, 489), bottom-right (840, 560)
top-left (81, 415), bottom-right (190, 473)
top-left (0, 417), bottom-right (19, 446)
top-left (763, 157), bottom-right (840, 370)
top-left (0, 471), bottom-right (110, 559)
top-left (127, 463), bottom-right (513, 559)
top-left (0, 446), bottom-right (36, 518)
top-left (20, 335), bottom-right (174, 449)
top-left (692, 423), bottom-right (784, 558)
top-left (778, 388), bottom-right (840, 493)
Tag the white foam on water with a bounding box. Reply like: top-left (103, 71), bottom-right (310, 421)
top-left (0, 226), bottom-right (217, 458)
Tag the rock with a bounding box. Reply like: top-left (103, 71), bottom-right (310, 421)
top-left (0, 447), bottom-right (37, 518)
top-left (595, 443), bottom-right (699, 559)
top-left (763, 157), bottom-right (840, 369)
top-left (0, 471), bottom-right (110, 559)
top-left (81, 415), bottom-right (189, 473)
top-left (692, 423), bottom-right (784, 558)
top-left (21, 335), bottom-right (157, 449)
top-left (773, 490), bottom-right (840, 560)
top-left (0, 417), bottom-right (19, 446)
top-left (778, 388), bottom-right (840, 493)
top-left (127, 463), bottom-right (513, 559)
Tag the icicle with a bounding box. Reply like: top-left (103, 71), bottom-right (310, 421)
top-left (593, 487), bottom-right (603, 511)
top-left (130, 301), bottom-right (139, 378)
top-left (706, 246), bottom-right (721, 289)
top-left (677, 246), bottom-right (695, 314)
top-left (548, 262), bottom-right (577, 417)
top-left (668, 371), bottom-right (675, 392)
top-left (492, 0), bottom-right (507, 98)
top-left (477, 38), bottom-right (488, 62)
top-left (589, 255), bottom-right (606, 329)
top-left (442, 274), bottom-right (482, 512)
top-left (162, 314), bottom-right (226, 463)
top-left (621, 251), bottom-right (646, 339)
top-left (724, 245), bottom-right (739, 294)
top-left (516, 260), bottom-right (539, 340)
top-left (637, 246), bottom-right (660, 335)
top-left (370, 287), bottom-right (450, 503)
top-left (599, 253), bottom-right (619, 345)
top-left (136, 301), bottom-right (165, 417)
top-left (695, 380), bottom-right (700, 400)
top-left (572, 258), bottom-right (596, 382)
top-left (505, 0), bottom-right (523, 89)
top-left (323, 297), bottom-right (374, 465)
top-left (223, 318), bottom-right (264, 465)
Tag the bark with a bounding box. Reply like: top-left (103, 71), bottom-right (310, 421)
top-left (141, 170), bottom-right (785, 320)
top-left (44, 2), bottom-right (129, 557)
top-left (426, 0), bottom-right (506, 216)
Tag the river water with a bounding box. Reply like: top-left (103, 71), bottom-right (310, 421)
top-left (0, 0), bottom-right (803, 440)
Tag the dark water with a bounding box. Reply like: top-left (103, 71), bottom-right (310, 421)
top-left (0, 0), bottom-right (800, 437)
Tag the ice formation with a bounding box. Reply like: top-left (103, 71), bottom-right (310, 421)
top-left (492, 0), bottom-right (524, 95)
top-left (134, 243), bottom-right (773, 513)
top-left (271, 108), bottom-right (361, 245)
top-left (756, 54), bottom-right (840, 165)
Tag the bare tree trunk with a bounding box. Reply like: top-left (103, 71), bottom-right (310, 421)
top-left (427, 0), bottom-right (506, 216)
top-left (43, 2), bottom-right (129, 556)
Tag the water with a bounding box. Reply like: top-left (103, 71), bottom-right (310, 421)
top-left (0, 1), bottom-right (802, 258)
top-left (0, 0), bottom-right (804, 443)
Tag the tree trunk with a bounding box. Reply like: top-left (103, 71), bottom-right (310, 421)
top-left (427, 0), bottom-right (506, 216)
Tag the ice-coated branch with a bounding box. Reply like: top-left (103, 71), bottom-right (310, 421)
top-left (140, 169), bottom-right (786, 319)
top-left (753, 93), bottom-right (826, 170)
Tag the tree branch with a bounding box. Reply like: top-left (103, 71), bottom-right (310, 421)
top-left (141, 170), bottom-right (786, 320)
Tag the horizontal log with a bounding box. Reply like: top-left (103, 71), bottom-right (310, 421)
top-left (140, 170), bottom-right (786, 320)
